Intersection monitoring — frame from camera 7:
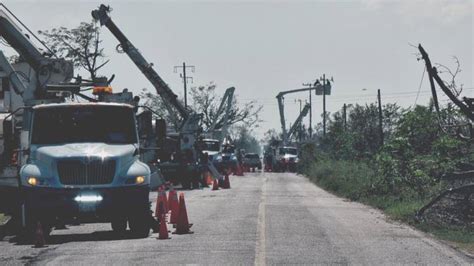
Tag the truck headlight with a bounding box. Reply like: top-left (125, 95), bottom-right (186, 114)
top-left (27, 177), bottom-right (38, 186)
top-left (135, 176), bottom-right (145, 184)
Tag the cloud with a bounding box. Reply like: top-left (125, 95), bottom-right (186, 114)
top-left (360, 0), bottom-right (472, 25)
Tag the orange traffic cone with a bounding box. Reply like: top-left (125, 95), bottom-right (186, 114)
top-left (223, 173), bottom-right (231, 189)
top-left (158, 207), bottom-right (171, 240)
top-left (174, 193), bottom-right (193, 234)
top-left (205, 172), bottom-right (213, 186)
top-left (34, 222), bottom-right (46, 248)
top-left (169, 190), bottom-right (180, 224)
top-left (162, 190), bottom-right (169, 213)
top-left (212, 178), bottom-right (219, 191)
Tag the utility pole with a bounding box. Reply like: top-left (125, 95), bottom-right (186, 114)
top-left (377, 89), bottom-right (384, 146)
top-left (322, 74), bottom-right (326, 136)
top-left (174, 62), bottom-right (195, 108)
top-left (317, 74), bottom-right (333, 137)
top-left (343, 103), bottom-right (347, 131)
top-left (302, 82), bottom-right (314, 138)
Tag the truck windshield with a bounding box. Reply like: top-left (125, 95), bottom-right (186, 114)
top-left (31, 105), bottom-right (138, 145)
top-left (279, 148), bottom-right (297, 155)
top-left (222, 145), bottom-right (235, 153)
top-left (201, 141), bottom-right (220, 151)
top-left (245, 154), bottom-right (259, 159)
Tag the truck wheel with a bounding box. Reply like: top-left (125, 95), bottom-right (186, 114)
top-left (111, 218), bottom-right (127, 233)
top-left (128, 213), bottom-right (150, 238)
top-left (181, 180), bottom-right (191, 190)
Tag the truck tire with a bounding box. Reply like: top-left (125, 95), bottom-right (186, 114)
top-left (181, 179), bottom-right (191, 190)
top-left (111, 218), bottom-right (127, 233)
top-left (128, 212), bottom-right (150, 238)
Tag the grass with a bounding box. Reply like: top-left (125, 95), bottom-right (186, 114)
top-left (302, 159), bottom-right (474, 255)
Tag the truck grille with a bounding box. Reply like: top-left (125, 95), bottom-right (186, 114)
top-left (57, 159), bottom-right (116, 185)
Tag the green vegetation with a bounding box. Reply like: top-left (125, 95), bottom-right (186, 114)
top-left (299, 102), bottom-right (473, 249)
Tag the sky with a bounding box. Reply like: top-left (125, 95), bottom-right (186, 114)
top-left (1, 0), bottom-right (472, 139)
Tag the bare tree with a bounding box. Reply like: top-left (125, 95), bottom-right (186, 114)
top-left (190, 83), bottom-right (262, 131)
top-left (140, 83), bottom-right (263, 131)
top-left (435, 56), bottom-right (463, 97)
top-left (38, 21), bottom-right (108, 79)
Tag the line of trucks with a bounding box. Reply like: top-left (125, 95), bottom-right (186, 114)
top-left (0, 4), bottom-right (242, 238)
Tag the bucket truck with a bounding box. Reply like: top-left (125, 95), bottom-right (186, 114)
top-left (0, 5), bottom-right (155, 238)
top-left (92, 4), bottom-right (224, 188)
top-left (270, 82), bottom-right (330, 172)
top-left (200, 87), bottom-right (239, 172)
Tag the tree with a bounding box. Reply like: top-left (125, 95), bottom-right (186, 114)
top-left (139, 88), bottom-right (182, 130)
top-left (189, 83), bottom-right (262, 131)
top-left (140, 83), bottom-right (263, 131)
top-left (230, 125), bottom-right (261, 154)
top-left (38, 21), bottom-right (108, 79)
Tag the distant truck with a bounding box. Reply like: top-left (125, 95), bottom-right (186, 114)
top-left (197, 138), bottom-right (222, 165)
top-left (219, 143), bottom-right (239, 173)
top-left (276, 146), bottom-right (299, 172)
top-left (264, 146), bottom-right (299, 172)
top-left (243, 153), bottom-right (262, 172)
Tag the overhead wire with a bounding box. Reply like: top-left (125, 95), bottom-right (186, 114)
top-left (414, 66), bottom-right (426, 106)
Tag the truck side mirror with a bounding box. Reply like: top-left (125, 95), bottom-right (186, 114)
top-left (155, 119), bottom-right (166, 141)
top-left (137, 110), bottom-right (153, 137)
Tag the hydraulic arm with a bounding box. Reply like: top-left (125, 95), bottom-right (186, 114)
top-left (92, 4), bottom-right (188, 120)
top-left (287, 103), bottom-right (310, 141)
top-left (208, 87), bottom-right (235, 141)
top-left (0, 6), bottom-right (73, 101)
top-left (276, 84), bottom-right (321, 143)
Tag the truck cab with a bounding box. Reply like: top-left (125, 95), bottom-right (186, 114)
top-left (220, 143), bottom-right (239, 173)
top-left (198, 138), bottom-right (221, 164)
top-left (19, 103), bottom-right (152, 236)
top-left (275, 146), bottom-right (299, 172)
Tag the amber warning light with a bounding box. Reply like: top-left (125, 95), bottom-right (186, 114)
top-left (92, 86), bottom-right (113, 95)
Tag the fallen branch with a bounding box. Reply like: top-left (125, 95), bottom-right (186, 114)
top-left (416, 184), bottom-right (474, 220)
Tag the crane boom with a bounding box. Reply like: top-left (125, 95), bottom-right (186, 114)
top-left (276, 82), bottom-right (330, 143)
top-left (0, 6), bottom-right (73, 103)
top-left (92, 4), bottom-right (188, 120)
top-left (287, 103), bottom-right (310, 141)
top-left (208, 87), bottom-right (234, 140)
top-left (0, 10), bottom-right (44, 70)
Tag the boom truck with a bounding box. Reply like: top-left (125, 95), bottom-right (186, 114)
top-left (0, 5), bottom-right (156, 238)
top-left (205, 87), bottom-right (241, 173)
top-left (91, 4), bottom-right (223, 188)
top-left (267, 82), bottom-right (330, 172)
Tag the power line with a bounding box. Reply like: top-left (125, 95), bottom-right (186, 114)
top-left (414, 66), bottom-right (426, 106)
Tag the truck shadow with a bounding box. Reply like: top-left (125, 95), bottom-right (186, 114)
top-left (10, 230), bottom-right (149, 246)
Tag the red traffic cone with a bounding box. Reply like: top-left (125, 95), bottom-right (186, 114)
top-left (34, 222), bottom-right (46, 248)
top-left (162, 190), bottom-right (169, 213)
top-left (223, 173), bottom-right (231, 189)
top-left (205, 172), bottom-right (213, 186)
top-left (158, 210), bottom-right (171, 240)
top-left (169, 190), bottom-right (180, 224)
top-left (174, 193), bottom-right (193, 234)
top-left (212, 178), bottom-right (219, 191)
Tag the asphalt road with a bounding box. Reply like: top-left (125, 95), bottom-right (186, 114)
top-left (0, 172), bottom-right (472, 265)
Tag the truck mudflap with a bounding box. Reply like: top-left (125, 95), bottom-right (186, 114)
top-left (22, 185), bottom-right (150, 222)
